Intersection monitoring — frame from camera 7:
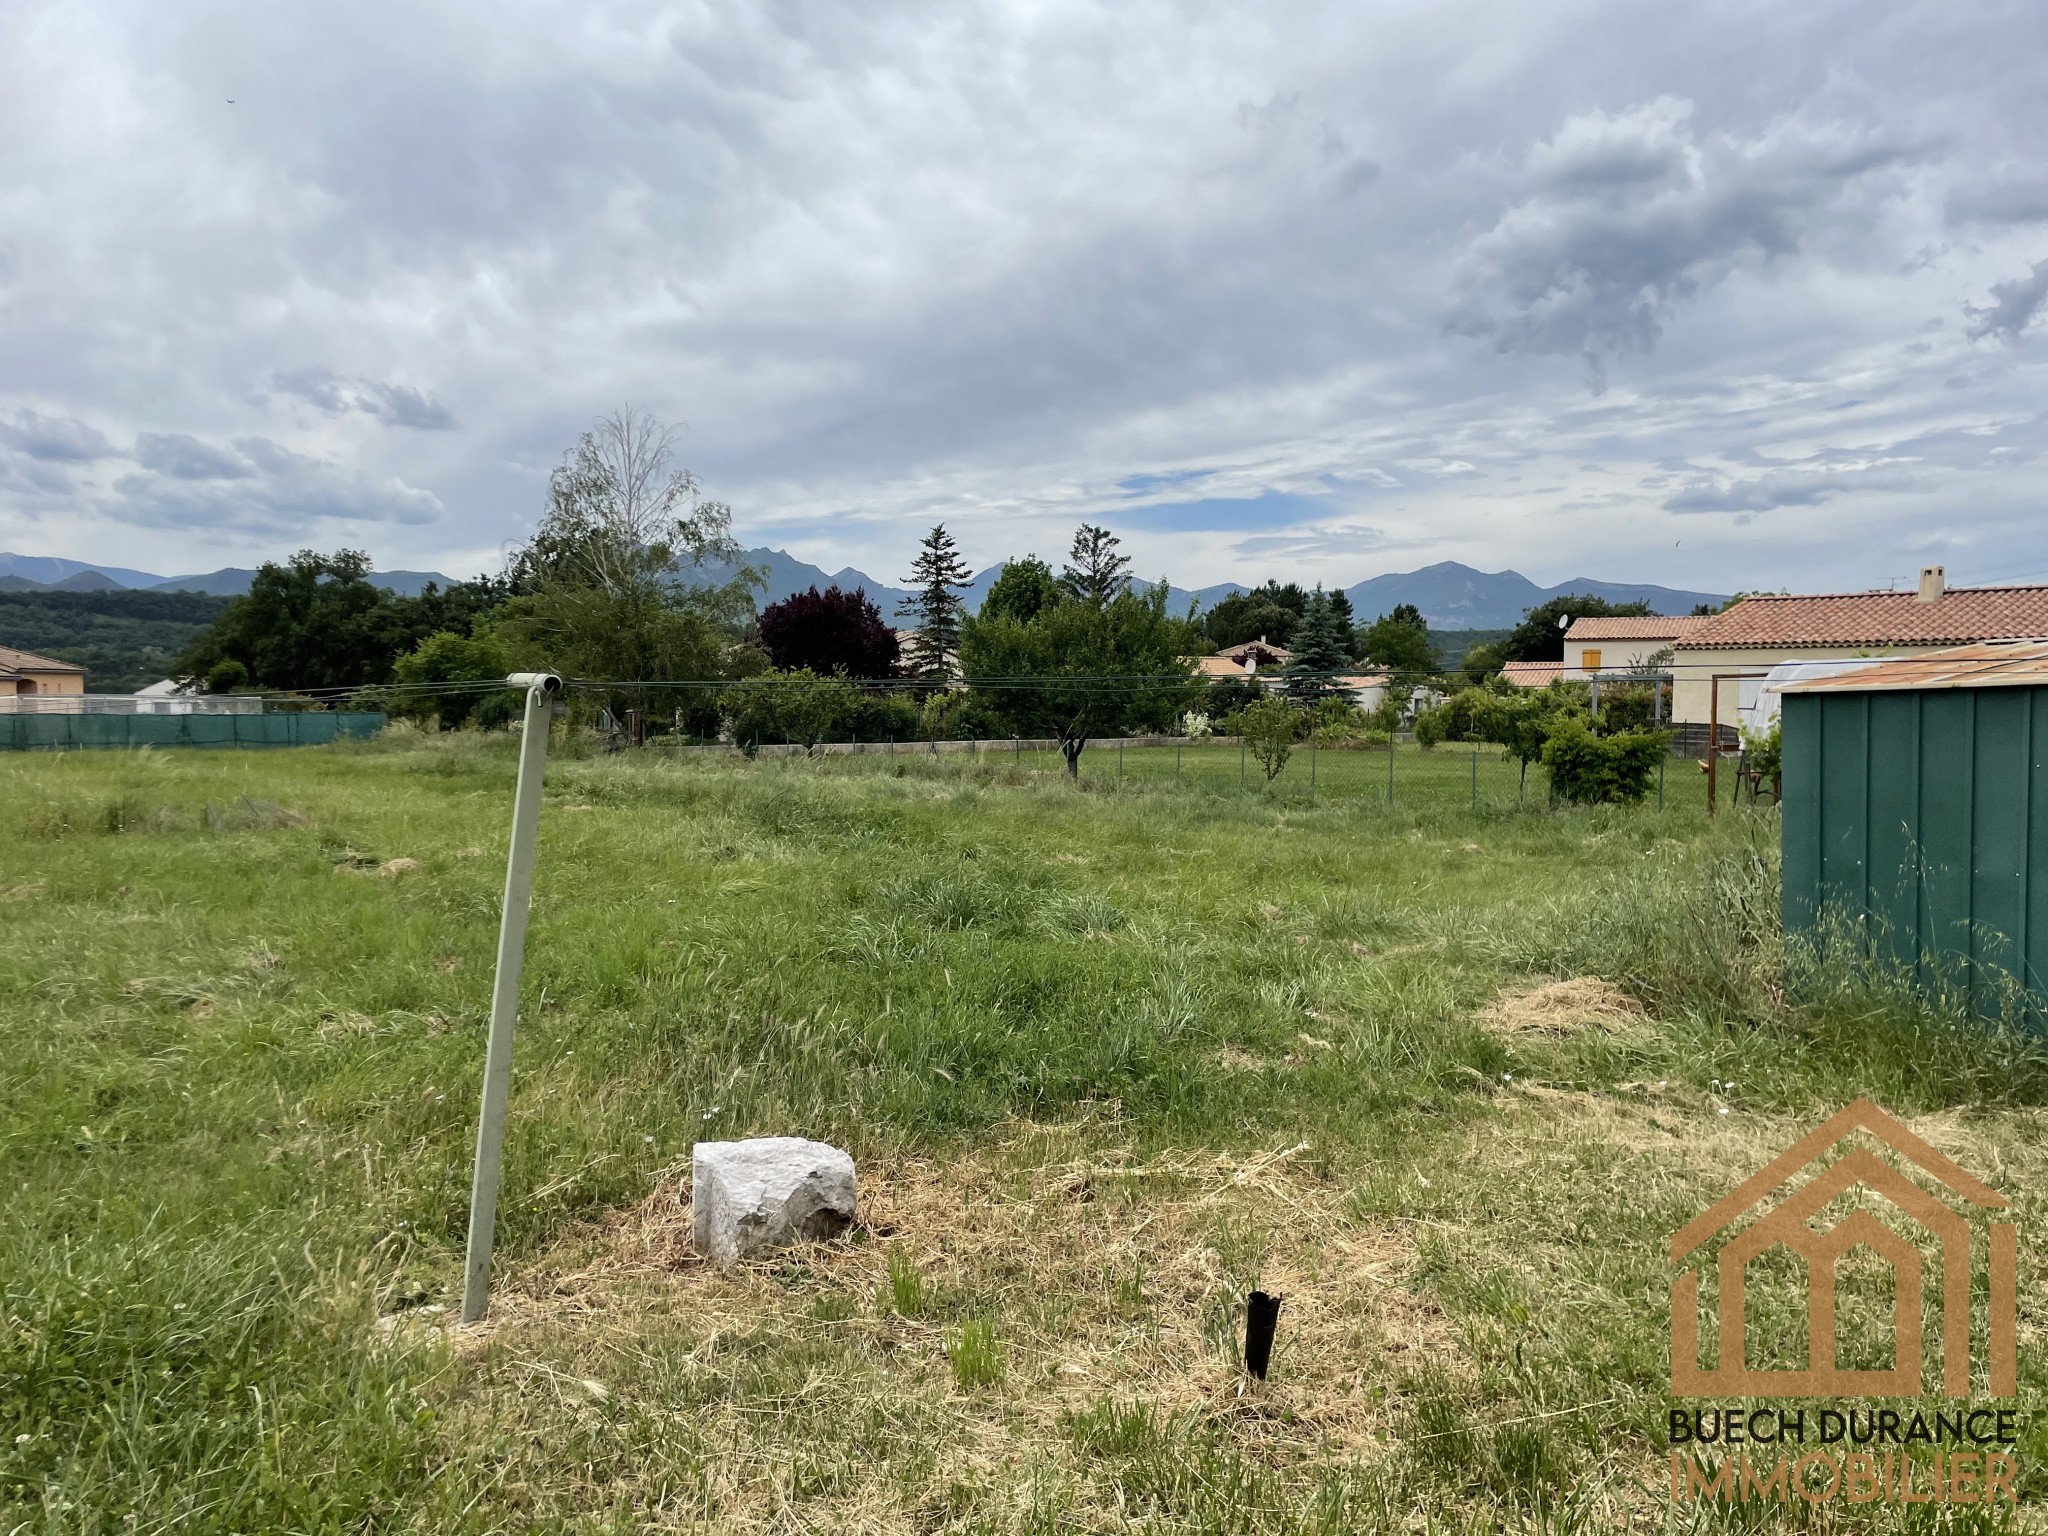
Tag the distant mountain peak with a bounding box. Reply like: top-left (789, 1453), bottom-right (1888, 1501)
top-left (0, 546), bottom-right (1725, 626)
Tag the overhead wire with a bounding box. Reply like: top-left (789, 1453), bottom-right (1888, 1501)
top-left (219, 644), bottom-right (2048, 705)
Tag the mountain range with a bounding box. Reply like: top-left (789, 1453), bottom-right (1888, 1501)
top-left (0, 548), bottom-right (1727, 629)
top-left (0, 553), bottom-right (456, 598)
top-left (697, 550), bottom-right (1727, 630)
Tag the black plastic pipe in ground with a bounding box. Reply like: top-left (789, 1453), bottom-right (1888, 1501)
top-left (1244, 1290), bottom-right (1280, 1379)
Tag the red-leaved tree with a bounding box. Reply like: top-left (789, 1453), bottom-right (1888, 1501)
top-left (756, 585), bottom-right (902, 677)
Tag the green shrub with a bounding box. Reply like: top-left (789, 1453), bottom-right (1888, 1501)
top-left (721, 668), bottom-right (858, 751)
top-left (1306, 695), bottom-right (1364, 744)
top-left (844, 690), bottom-right (922, 743)
top-left (1539, 715), bottom-right (1668, 804)
top-left (1413, 704), bottom-right (1447, 749)
top-left (391, 630), bottom-right (513, 729)
top-left (1743, 718), bottom-right (1782, 786)
top-left (205, 658), bottom-right (249, 694)
top-left (1591, 680), bottom-right (1658, 734)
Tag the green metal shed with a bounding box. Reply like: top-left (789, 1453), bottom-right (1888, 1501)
top-left (1780, 641), bottom-right (2048, 1014)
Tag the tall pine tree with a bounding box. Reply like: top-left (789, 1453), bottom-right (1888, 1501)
top-left (1061, 524), bottom-right (1132, 606)
top-left (900, 524), bottom-right (972, 678)
top-left (1282, 587), bottom-right (1352, 702)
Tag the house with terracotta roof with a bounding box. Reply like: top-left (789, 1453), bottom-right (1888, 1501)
top-left (0, 646), bottom-right (85, 699)
top-left (1498, 660), bottom-right (1564, 689)
top-left (1212, 636), bottom-right (1291, 675)
top-left (1563, 614), bottom-right (1712, 678)
top-left (1186, 645), bottom-right (1390, 708)
top-left (1673, 567), bottom-right (2048, 727)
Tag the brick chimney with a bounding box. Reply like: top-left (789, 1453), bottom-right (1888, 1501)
top-left (1916, 565), bottom-right (1945, 603)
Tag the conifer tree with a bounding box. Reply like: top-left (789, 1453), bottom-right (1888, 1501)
top-left (900, 524), bottom-right (972, 678)
top-left (1282, 587), bottom-right (1351, 702)
top-left (1061, 524), bottom-right (1132, 606)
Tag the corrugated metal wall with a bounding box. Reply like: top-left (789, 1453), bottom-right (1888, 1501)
top-left (0, 711), bottom-right (387, 751)
top-left (1781, 687), bottom-right (2048, 1011)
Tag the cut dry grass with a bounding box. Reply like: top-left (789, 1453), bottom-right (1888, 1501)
top-left (421, 1123), bottom-right (1471, 1530)
top-left (1478, 977), bottom-right (1647, 1040)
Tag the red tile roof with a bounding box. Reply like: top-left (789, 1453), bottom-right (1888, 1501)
top-left (1498, 661), bottom-right (1563, 688)
top-left (1565, 615), bottom-right (1713, 641)
top-left (1215, 637), bottom-right (1292, 663)
top-left (1676, 586), bottom-right (2048, 649)
top-left (1782, 640), bottom-right (2048, 694)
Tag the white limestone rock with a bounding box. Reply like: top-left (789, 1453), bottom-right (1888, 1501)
top-left (691, 1137), bottom-right (857, 1267)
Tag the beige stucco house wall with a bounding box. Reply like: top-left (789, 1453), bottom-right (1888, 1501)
top-left (1670, 644), bottom-right (1931, 726)
top-left (0, 647), bottom-right (86, 697)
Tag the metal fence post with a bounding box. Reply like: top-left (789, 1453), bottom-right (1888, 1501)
top-left (1659, 754), bottom-right (1666, 810)
top-left (462, 672), bottom-right (562, 1324)
top-left (1310, 737), bottom-right (1316, 798)
top-left (1240, 736), bottom-right (1246, 788)
top-left (1176, 741), bottom-right (1182, 781)
top-left (1118, 740), bottom-right (1124, 778)
top-left (1471, 748), bottom-right (1477, 810)
top-left (1386, 740), bottom-right (1394, 806)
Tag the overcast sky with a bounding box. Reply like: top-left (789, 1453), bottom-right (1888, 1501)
top-left (3, 0), bottom-right (2045, 592)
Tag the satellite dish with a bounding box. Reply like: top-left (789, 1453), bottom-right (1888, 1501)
top-left (1557, 613), bottom-right (1572, 629)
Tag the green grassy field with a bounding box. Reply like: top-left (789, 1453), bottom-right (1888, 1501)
top-left (699, 737), bottom-right (1735, 815)
top-left (3, 733), bottom-right (2041, 1533)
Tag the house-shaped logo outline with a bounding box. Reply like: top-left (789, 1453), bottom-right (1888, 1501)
top-left (1669, 1097), bottom-right (2018, 1399)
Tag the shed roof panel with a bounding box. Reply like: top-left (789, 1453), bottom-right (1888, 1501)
top-left (1781, 640), bottom-right (2048, 693)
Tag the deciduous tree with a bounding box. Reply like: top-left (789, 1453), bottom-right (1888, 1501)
top-left (177, 549), bottom-right (411, 692)
top-left (392, 631), bottom-right (514, 729)
top-left (1360, 602), bottom-right (1435, 677)
top-left (959, 584), bottom-right (1199, 775)
top-left (497, 409), bottom-right (756, 722)
top-left (979, 556), bottom-right (1063, 623)
top-left (1202, 581), bottom-right (1307, 650)
top-left (1235, 696), bottom-right (1298, 782)
top-left (757, 585), bottom-right (900, 677)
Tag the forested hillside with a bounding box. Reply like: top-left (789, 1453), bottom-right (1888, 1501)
top-left (0, 590), bottom-right (233, 690)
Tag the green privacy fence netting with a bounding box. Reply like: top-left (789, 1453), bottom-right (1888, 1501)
top-left (0, 711), bottom-right (388, 751)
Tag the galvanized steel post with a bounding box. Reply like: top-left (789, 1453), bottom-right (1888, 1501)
top-left (462, 672), bottom-right (562, 1323)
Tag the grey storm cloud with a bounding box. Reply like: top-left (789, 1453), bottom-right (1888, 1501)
top-left (133, 431), bottom-right (254, 480)
top-left (1945, 180), bottom-right (2048, 227)
top-left (1965, 259), bottom-right (2048, 343)
top-left (0, 409), bottom-right (117, 463)
top-left (1665, 459), bottom-right (1936, 514)
top-left (2, 0), bottom-right (2047, 592)
top-left (271, 368), bottom-right (457, 430)
top-left (1446, 98), bottom-right (1913, 387)
top-left (108, 430), bottom-right (442, 533)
